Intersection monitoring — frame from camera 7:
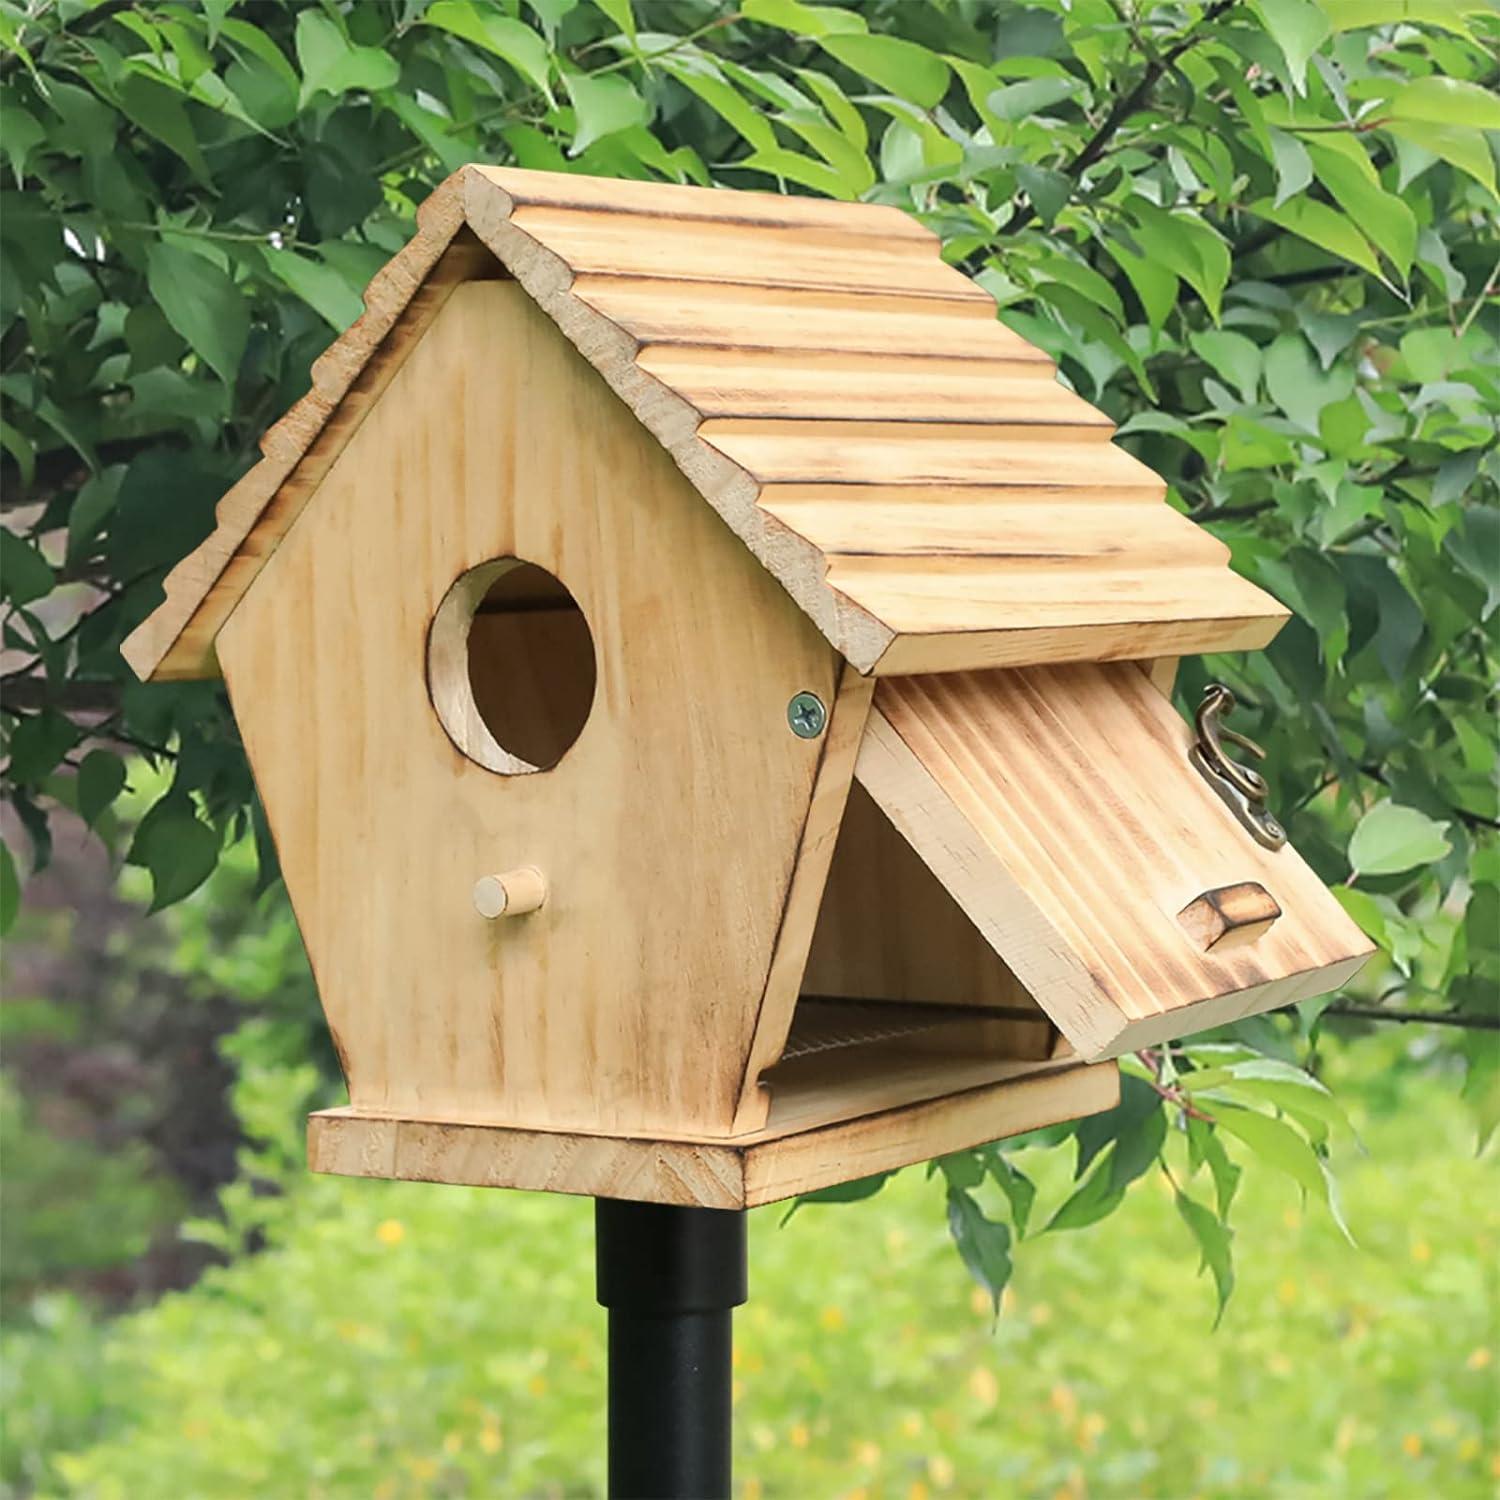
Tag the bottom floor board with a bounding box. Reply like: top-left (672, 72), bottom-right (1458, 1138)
top-left (308, 1059), bottom-right (1118, 1209)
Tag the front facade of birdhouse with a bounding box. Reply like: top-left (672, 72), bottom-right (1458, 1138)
top-left (125, 167), bottom-right (1372, 1208)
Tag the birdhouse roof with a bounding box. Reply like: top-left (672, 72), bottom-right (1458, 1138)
top-left (123, 165), bottom-right (1287, 682)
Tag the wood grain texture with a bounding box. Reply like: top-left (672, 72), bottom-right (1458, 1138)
top-left (307, 1057), bottom-right (1117, 1207)
top-left (218, 280), bottom-right (840, 1138)
top-left (801, 783), bottom-right (1053, 1060)
top-left (855, 663), bottom-right (1376, 1059)
top-left (126, 164), bottom-right (1288, 682)
top-left (742, 1060), bottom-right (1117, 1204)
top-left (308, 1108), bottom-right (747, 1208)
top-left (732, 663), bottom-right (874, 1133)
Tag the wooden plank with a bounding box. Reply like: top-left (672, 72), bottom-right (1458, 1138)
top-left (700, 420), bottom-right (1132, 487)
top-left (870, 617), bottom-right (1283, 676)
top-left (479, 161), bottom-right (938, 239)
top-left (761, 498), bottom-right (1219, 560)
top-left (219, 280), bottom-right (841, 1139)
top-left (743, 1062), bottom-right (1117, 1205)
top-left (635, 346), bottom-right (1109, 425)
top-left (309, 1108), bottom-right (747, 1209)
top-left (1143, 656), bottom-right (1180, 696)
top-left (307, 1057), bottom-right (1119, 1208)
top-left (855, 664), bottom-right (1375, 1059)
top-left (574, 276), bottom-right (1050, 361)
top-left (758, 1046), bottom-right (1079, 1137)
top-left (508, 203), bottom-right (989, 300)
top-left (733, 664), bottom-right (874, 1133)
top-left (852, 562), bottom-right (1288, 673)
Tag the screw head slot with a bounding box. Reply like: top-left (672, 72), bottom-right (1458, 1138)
top-left (787, 691), bottom-right (827, 739)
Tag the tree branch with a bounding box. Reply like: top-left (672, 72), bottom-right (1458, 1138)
top-left (1323, 1005), bottom-right (1500, 1032)
top-left (1008, 0), bottom-right (1242, 234)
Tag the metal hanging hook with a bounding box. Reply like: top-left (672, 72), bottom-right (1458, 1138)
top-left (1189, 683), bottom-right (1287, 850)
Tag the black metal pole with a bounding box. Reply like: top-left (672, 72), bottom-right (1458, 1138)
top-left (595, 1198), bottom-right (747, 1500)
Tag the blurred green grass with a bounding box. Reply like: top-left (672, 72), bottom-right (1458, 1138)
top-left (4, 1055), bottom-right (1495, 1499)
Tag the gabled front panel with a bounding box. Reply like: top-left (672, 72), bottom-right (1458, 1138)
top-left (856, 664), bottom-right (1374, 1058)
top-left (218, 281), bottom-right (839, 1138)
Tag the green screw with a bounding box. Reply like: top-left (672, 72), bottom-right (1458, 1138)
top-left (787, 691), bottom-right (827, 739)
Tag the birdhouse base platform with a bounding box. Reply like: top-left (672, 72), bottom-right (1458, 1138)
top-left (307, 1055), bottom-right (1117, 1209)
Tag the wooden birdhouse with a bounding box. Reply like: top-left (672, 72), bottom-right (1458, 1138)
top-left (123, 167), bottom-right (1373, 1210)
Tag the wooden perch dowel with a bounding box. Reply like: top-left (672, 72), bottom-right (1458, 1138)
top-left (473, 867), bottom-right (548, 919)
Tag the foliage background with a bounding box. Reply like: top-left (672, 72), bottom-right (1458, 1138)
top-left (1, 0), bottom-right (1496, 1493)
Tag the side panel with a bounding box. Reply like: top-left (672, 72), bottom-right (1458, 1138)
top-left (856, 664), bottom-right (1375, 1058)
top-left (219, 280), bottom-right (839, 1137)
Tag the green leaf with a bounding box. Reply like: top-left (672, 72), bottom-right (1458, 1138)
top-left (777, 112), bottom-right (876, 196)
top-left (1214, 1105), bottom-right (1325, 1197)
top-left (1176, 1192), bottom-right (1235, 1326)
top-left (1333, 884), bottom-right (1393, 950)
top-left (946, 1187), bottom-right (1013, 1312)
top-left (1187, 1117), bottom-right (1243, 1219)
top-left (0, 840), bottom-right (18, 937)
top-left (67, 466), bottom-right (123, 563)
top-left (791, 1171), bottom-right (892, 1214)
top-left (1046, 1154), bottom-right (1124, 1231)
top-left (562, 69), bottom-right (647, 155)
top-left (739, 146), bottom-right (850, 198)
top-left (820, 35), bottom-right (949, 110)
top-left (1016, 164), bottom-right (1072, 228)
top-left (744, 0), bottom-right (868, 37)
top-left (76, 750), bottom-right (127, 829)
top-left (1381, 118), bottom-right (1495, 194)
top-left (1247, 196), bottom-right (1384, 279)
top-left (146, 242), bottom-right (248, 387)
top-left (116, 75), bottom-right (213, 185)
top-left (661, 56), bottom-right (776, 153)
top-left (792, 67), bottom-right (867, 150)
top-left (935, 1150), bottom-right (984, 1190)
top-left (0, 102), bottom-right (44, 184)
top-left (1250, 0), bottom-right (1331, 92)
top-left (2, 532), bottom-right (55, 606)
top-left (1101, 234), bottom-right (1178, 330)
top-left (260, 247), bottom-right (365, 331)
top-left (1266, 126), bottom-right (1312, 206)
top-left (1348, 800), bottom-right (1452, 877)
top-left (1124, 201), bottom-right (1230, 320)
top-left (1304, 136), bottom-right (1417, 278)
top-left (591, 0), bottom-right (635, 43)
top-left (1191, 329), bottom-right (1262, 403)
top-left (1460, 1028), bottom-right (1500, 1153)
top-left (1445, 507), bottom-right (1500, 620)
top-left (986, 1150), bottom-right (1036, 1238)
top-left (6, 710), bottom-right (80, 784)
top-left (1074, 1074), bottom-right (1157, 1179)
top-left (1264, 334), bottom-right (1355, 432)
top-left (425, 1), bottom-right (554, 101)
top-left (987, 77), bottom-right (1076, 121)
top-left (1387, 75), bottom-right (1500, 131)
top-left (295, 10), bottom-right (400, 105)
top-left (127, 794), bottom-right (223, 911)
top-left (1324, 0), bottom-right (1483, 35)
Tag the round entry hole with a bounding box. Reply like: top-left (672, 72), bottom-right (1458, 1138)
top-left (427, 559), bottom-right (597, 774)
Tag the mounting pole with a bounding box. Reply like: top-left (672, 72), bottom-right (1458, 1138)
top-left (595, 1198), bottom-right (748, 1500)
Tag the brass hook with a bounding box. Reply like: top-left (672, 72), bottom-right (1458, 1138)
top-left (1189, 684), bottom-right (1286, 850)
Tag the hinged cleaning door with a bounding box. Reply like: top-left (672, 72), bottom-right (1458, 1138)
top-left (856, 663), bottom-right (1373, 1059)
